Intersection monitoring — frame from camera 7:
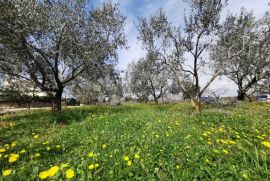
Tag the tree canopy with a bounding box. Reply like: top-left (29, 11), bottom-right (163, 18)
top-left (0, 0), bottom-right (126, 111)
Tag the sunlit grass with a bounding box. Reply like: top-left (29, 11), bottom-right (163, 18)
top-left (0, 102), bottom-right (270, 180)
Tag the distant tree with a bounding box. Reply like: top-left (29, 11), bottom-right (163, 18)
top-left (0, 0), bottom-right (126, 111)
top-left (0, 77), bottom-right (37, 108)
top-left (213, 9), bottom-right (270, 100)
top-left (255, 77), bottom-right (270, 94)
top-left (127, 53), bottom-right (170, 104)
top-left (70, 64), bottom-right (123, 105)
top-left (126, 62), bottom-right (149, 102)
top-left (169, 76), bottom-right (197, 100)
top-left (203, 88), bottom-right (228, 99)
top-left (138, 0), bottom-right (232, 111)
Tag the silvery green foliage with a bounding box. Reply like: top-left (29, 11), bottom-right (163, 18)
top-left (0, 76), bottom-right (35, 104)
top-left (70, 65), bottom-right (123, 105)
top-left (213, 9), bottom-right (270, 100)
top-left (0, 0), bottom-right (126, 110)
top-left (138, 0), bottom-right (228, 106)
top-left (127, 53), bottom-right (171, 104)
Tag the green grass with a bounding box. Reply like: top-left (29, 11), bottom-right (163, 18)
top-left (0, 102), bottom-right (270, 180)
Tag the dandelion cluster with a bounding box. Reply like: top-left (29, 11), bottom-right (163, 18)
top-left (0, 103), bottom-right (269, 180)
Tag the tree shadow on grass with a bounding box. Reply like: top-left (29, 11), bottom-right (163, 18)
top-left (0, 105), bottom-right (143, 139)
top-left (1, 105), bottom-right (143, 124)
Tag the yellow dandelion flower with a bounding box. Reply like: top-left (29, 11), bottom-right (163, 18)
top-left (43, 141), bottom-right (49, 145)
top-left (220, 139), bottom-right (228, 144)
top-left (0, 148), bottom-right (6, 153)
top-left (102, 144), bottom-right (106, 149)
top-left (46, 147), bottom-right (51, 151)
top-left (218, 128), bottom-right (224, 132)
top-left (202, 133), bottom-right (208, 137)
top-left (176, 165), bottom-right (180, 169)
top-left (56, 145), bottom-right (61, 148)
top-left (39, 171), bottom-right (48, 179)
top-left (3, 169), bottom-right (12, 177)
top-left (127, 160), bottom-right (132, 166)
top-left (242, 173), bottom-right (248, 179)
top-left (20, 149), bottom-right (26, 154)
top-left (8, 153), bottom-right (19, 163)
top-left (88, 152), bottom-right (94, 157)
top-left (222, 149), bottom-right (229, 154)
top-left (88, 164), bottom-right (95, 170)
top-left (47, 166), bottom-right (59, 177)
top-left (34, 153), bottom-right (40, 157)
top-left (262, 141), bottom-right (270, 148)
top-left (207, 141), bottom-right (212, 145)
top-left (11, 142), bottom-right (16, 147)
top-left (109, 154), bottom-right (113, 158)
top-left (123, 156), bottom-right (129, 161)
top-left (34, 135), bottom-right (39, 139)
top-left (134, 154), bottom-right (140, 159)
top-left (66, 169), bottom-right (75, 179)
top-left (61, 163), bottom-right (68, 168)
top-left (228, 140), bottom-right (236, 145)
top-left (95, 164), bottom-right (99, 168)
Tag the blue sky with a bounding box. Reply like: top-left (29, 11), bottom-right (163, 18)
top-left (92, 0), bottom-right (269, 96)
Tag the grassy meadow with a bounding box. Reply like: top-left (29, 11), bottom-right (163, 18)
top-left (0, 102), bottom-right (270, 180)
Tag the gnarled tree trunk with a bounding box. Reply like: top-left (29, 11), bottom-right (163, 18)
top-left (52, 88), bottom-right (63, 112)
top-left (154, 97), bottom-right (159, 104)
top-left (191, 96), bottom-right (201, 112)
top-left (237, 89), bottom-right (245, 101)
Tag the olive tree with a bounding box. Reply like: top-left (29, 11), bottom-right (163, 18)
top-left (138, 0), bottom-right (233, 111)
top-left (70, 65), bottom-right (123, 105)
top-left (255, 77), bottom-right (270, 94)
top-left (213, 9), bottom-right (270, 100)
top-left (0, 0), bottom-right (126, 111)
top-left (127, 53), bottom-right (170, 104)
top-left (0, 78), bottom-right (32, 107)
